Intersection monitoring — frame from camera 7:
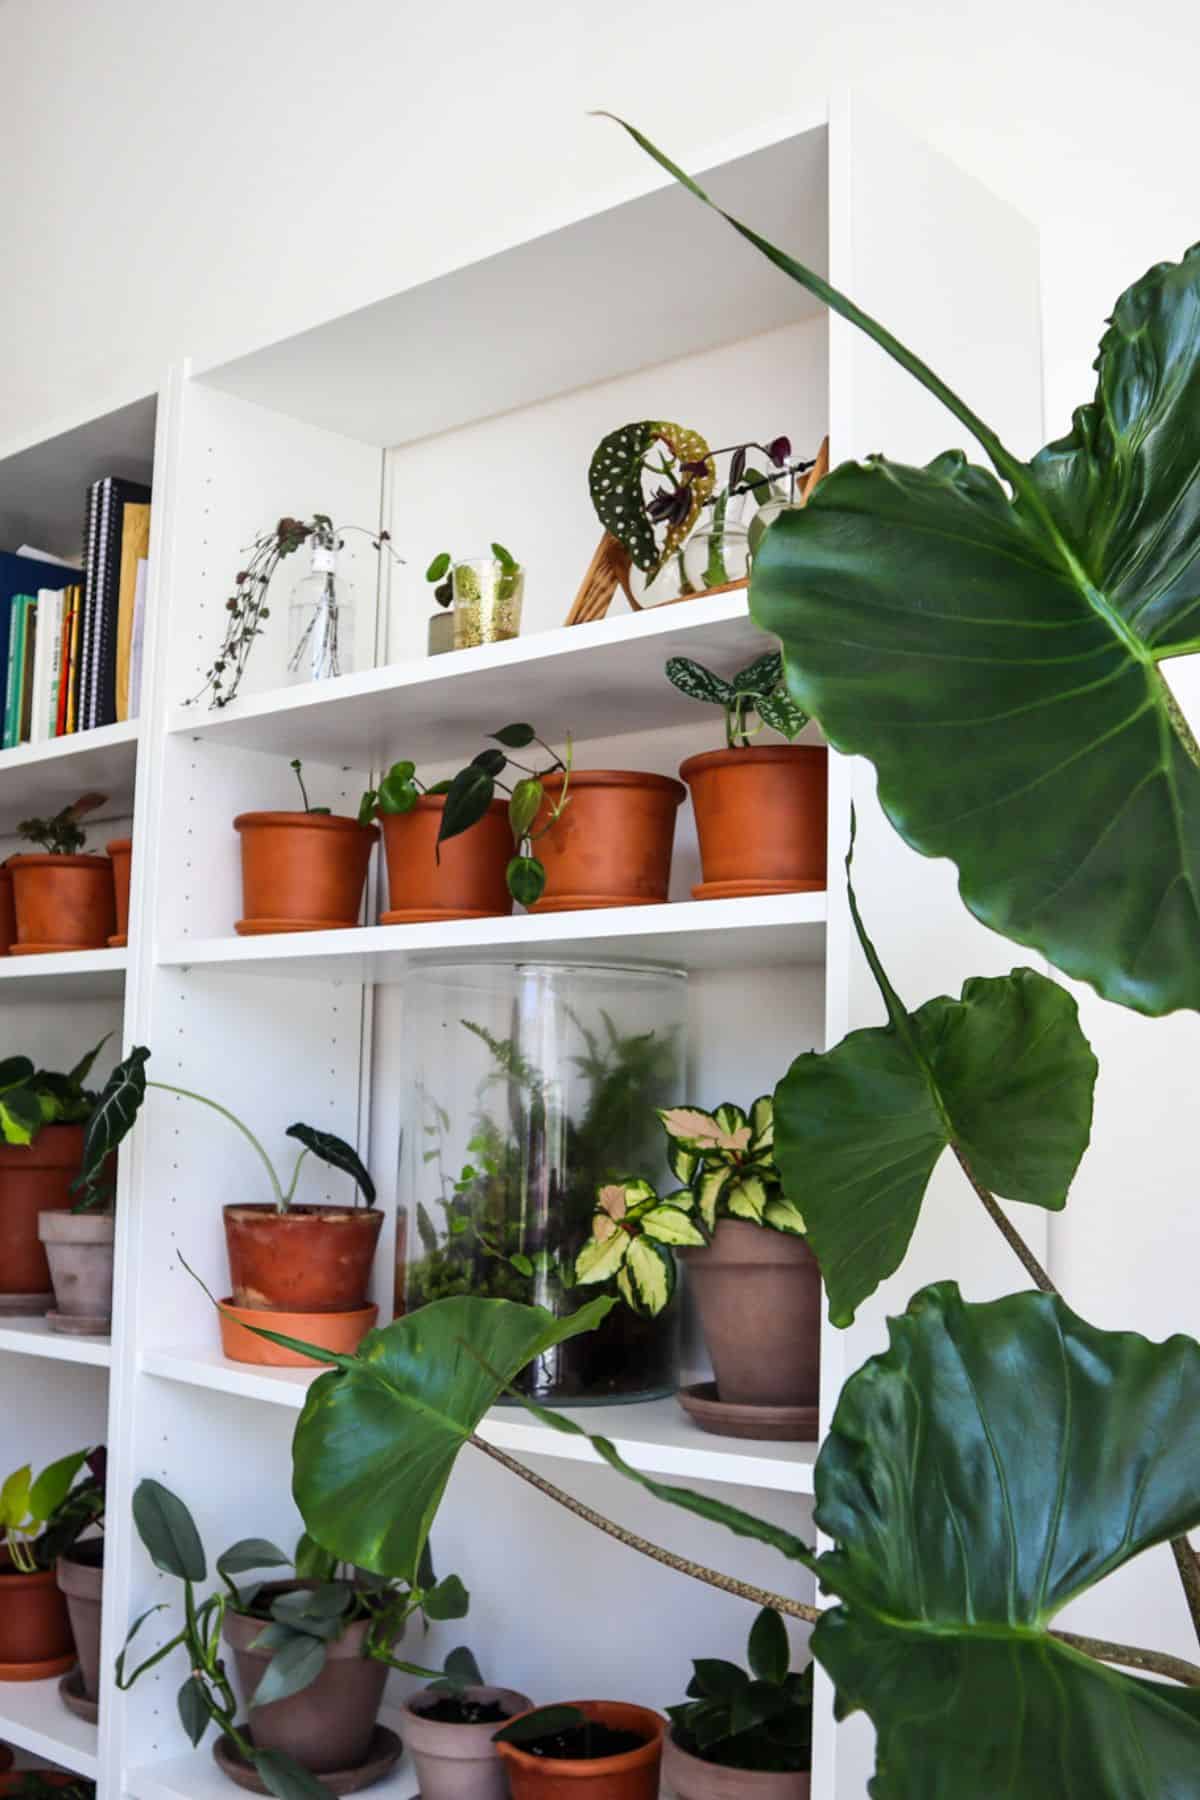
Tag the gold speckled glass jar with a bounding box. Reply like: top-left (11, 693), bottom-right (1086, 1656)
top-left (451, 556), bottom-right (525, 649)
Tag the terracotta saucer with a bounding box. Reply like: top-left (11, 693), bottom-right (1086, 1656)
top-left (59, 1666), bottom-right (98, 1723)
top-left (234, 917), bottom-right (361, 936)
top-left (0, 1292), bottom-right (51, 1317)
top-left (691, 878), bottom-right (826, 901)
top-left (0, 1650), bottom-right (76, 1681)
top-left (218, 1298), bottom-right (377, 1368)
top-left (380, 907), bottom-right (509, 925)
top-left (678, 1381), bottom-right (818, 1442)
top-left (47, 1310), bottom-right (111, 1338)
top-left (213, 1725), bottom-right (403, 1794)
top-left (8, 943), bottom-right (106, 956)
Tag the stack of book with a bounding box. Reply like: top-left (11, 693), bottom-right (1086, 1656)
top-left (0, 475), bottom-right (151, 750)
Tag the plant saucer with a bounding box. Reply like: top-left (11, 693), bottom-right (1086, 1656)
top-left (678, 1380), bottom-right (818, 1442)
top-left (59, 1666), bottom-right (98, 1723)
top-left (233, 917), bottom-right (362, 936)
top-left (213, 1725), bottom-right (403, 1794)
top-left (0, 1292), bottom-right (52, 1317)
top-left (8, 943), bottom-right (105, 956)
top-left (47, 1310), bottom-right (111, 1337)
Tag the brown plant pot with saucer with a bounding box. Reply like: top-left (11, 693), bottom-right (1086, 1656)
top-left (233, 812), bottom-right (378, 935)
top-left (106, 838), bottom-right (132, 946)
top-left (679, 747), bottom-right (828, 901)
top-left (38, 1211), bottom-right (115, 1335)
top-left (220, 1203), bottom-right (382, 1366)
top-left (529, 772), bottom-right (685, 912)
top-left (663, 1734), bottom-right (811, 1800)
top-left (495, 1700), bottom-right (665, 1800)
top-left (0, 865), bottom-right (14, 954)
top-left (379, 797), bottom-right (512, 924)
top-left (401, 1684), bottom-right (534, 1800)
top-left (8, 854), bottom-right (116, 953)
top-left (0, 1551), bottom-right (76, 1681)
top-left (56, 1538), bottom-right (103, 1718)
top-left (677, 1222), bottom-right (821, 1441)
top-left (0, 1124), bottom-right (85, 1316)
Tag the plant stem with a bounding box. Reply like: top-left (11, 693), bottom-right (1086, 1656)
top-left (1053, 1628), bottom-right (1200, 1688)
top-left (149, 1081), bottom-right (285, 1211)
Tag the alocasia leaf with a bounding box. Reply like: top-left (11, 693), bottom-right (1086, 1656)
top-left (285, 1123), bottom-right (375, 1207)
top-left (812, 1282), bottom-right (1200, 1797)
top-left (774, 831), bottom-right (1097, 1325)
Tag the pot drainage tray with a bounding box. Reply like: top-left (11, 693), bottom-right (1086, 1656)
top-left (214, 1725), bottom-right (403, 1794)
top-left (47, 1310), bottom-right (111, 1337)
top-left (59, 1666), bottom-right (98, 1723)
top-left (678, 1381), bottom-right (818, 1442)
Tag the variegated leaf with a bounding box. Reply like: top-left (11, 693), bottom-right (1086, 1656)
top-left (764, 1197), bottom-right (807, 1236)
top-left (726, 1175), bottom-right (768, 1222)
top-left (575, 1232), bottom-right (628, 1285)
top-left (749, 1095), bottom-right (774, 1150)
top-left (668, 1139), bottom-right (700, 1185)
top-left (640, 1204), bottom-right (708, 1247)
top-left (617, 1236), bottom-right (676, 1316)
top-left (697, 1165), bottom-right (732, 1231)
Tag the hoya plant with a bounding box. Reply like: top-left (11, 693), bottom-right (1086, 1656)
top-left (435, 722), bottom-right (573, 907)
top-left (668, 1607), bottom-right (813, 1774)
top-left (666, 650), bottom-right (808, 749)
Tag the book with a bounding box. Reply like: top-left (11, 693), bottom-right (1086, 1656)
top-left (28, 591), bottom-right (51, 743)
top-left (17, 596), bottom-right (38, 744)
top-left (65, 594), bottom-right (82, 734)
top-left (3, 594), bottom-right (25, 749)
top-left (115, 501), bottom-right (150, 721)
top-left (129, 559), bottom-right (148, 720)
top-left (78, 477), bottom-right (151, 730)
top-left (43, 590), bottom-right (65, 742)
top-left (55, 587), bottom-right (78, 737)
top-left (0, 551), bottom-right (77, 733)
top-left (77, 479), bottom-right (107, 732)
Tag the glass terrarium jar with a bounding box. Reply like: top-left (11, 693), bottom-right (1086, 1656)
top-left (400, 961), bottom-right (687, 1403)
top-left (287, 538), bottom-right (356, 683)
top-left (452, 556), bottom-right (525, 649)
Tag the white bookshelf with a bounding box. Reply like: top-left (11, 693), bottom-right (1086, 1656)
top-left (0, 94), bottom-right (1043, 1799)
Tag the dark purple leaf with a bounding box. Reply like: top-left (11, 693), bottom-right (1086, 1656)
top-left (768, 435), bottom-right (792, 465)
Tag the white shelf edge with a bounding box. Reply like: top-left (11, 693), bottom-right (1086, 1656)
top-left (0, 717), bottom-right (139, 777)
top-left (0, 946), bottom-right (127, 984)
top-left (0, 1318), bottom-right (111, 1367)
top-left (0, 1677), bottom-right (99, 1778)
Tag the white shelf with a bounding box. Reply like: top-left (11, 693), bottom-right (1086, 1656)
top-left (126, 1709), bottom-right (413, 1800)
top-left (0, 719), bottom-right (140, 836)
top-left (140, 1346), bottom-right (817, 1495)
top-left (166, 592), bottom-right (773, 767)
top-left (0, 945), bottom-right (127, 998)
top-left (0, 1316), bottom-right (111, 1367)
top-left (0, 1675), bottom-right (99, 1779)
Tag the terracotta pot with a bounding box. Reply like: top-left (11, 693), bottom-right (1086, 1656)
top-left (0, 1555), bottom-right (76, 1679)
top-left (495, 1700), bottom-right (664, 1800)
top-left (529, 772), bottom-right (684, 912)
top-left (233, 812), bottom-right (378, 935)
top-left (38, 1211), bottom-right (115, 1331)
top-left (219, 1297), bottom-right (378, 1367)
top-left (379, 798), bottom-right (512, 924)
top-left (0, 1779), bottom-right (79, 1794)
top-left (663, 1733), bottom-right (811, 1800)
top-left (8, 855), bottom-right (116, 953)
top-left (0, 1125), bottom-right (85, 1310)
top-left (678, 1221), bottom-right (821, 1408)
top-left (106, 837), bottom-right (132, 947)
top-left (56, 1540), bottom-right (103, 1703)
top-left (402, 1684), bottom-right (533, 1800)
top-left (224, 1581), bottom-right (388, 1774)
top-left (223, 1203), bottom-right (381, 1312)
top-left (679, 747), bottom-right (828, 901)
top-left (0, 866), bottom-right (14, 956)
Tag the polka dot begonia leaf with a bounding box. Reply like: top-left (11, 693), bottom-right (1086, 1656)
top-left (589, 421), bottom-right (714, 577)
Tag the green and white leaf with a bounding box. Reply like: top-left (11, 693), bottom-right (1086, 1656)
top-left (667, 1138), bottom-right (700, 1185)
top-left (696, 1165), bottom-right (731, 1231)
top-left (617, 1236), bottom-right (675, 1316)
top-left (725, 1174), bottom-right (768, 1223)
top-left (763, 1197), bottom-right (807, 1236)
top-left (755, 689), bottom-right (809, 741)
top-left (749, 1095), bottom-right (774, 1150)
top-left (665, 657), bottom-right (736, 707)
top-left (640, 1203), bottom-right (707, 1247)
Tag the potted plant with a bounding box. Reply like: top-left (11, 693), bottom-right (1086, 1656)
top-left (38, 1090), bottom-right (122, 1337)
top-left (437, 723), bottom-right (684, 911)
top-left (394, 1647), bottom-right (532, 1800)
top-left (234, 758), bottom-right (378, 935)
top-left (358, 763), bottom-right (511, 924)
top-left (493, 1701), bottom-right (665, 1800)
top-left (0, 1037), bottom-right (109, 1317)
top-left (53, 1451), bottom-right (107, 1724)
top-left (0, 1448), bottom-right (103, 1682)
top-left (663, 1609), bottom-right (812, 1800)
top-left (118, 1482), bottom-right (459, 1793)
top-left (8, 795), bottom-right (114, 954)
top-left (675, 437), bottom-right (819, 597)
top-left (426, 544), bottom-right (524, 650)
top-left (666, 652), bottom-right (825, 900)
top-left (105, 838), bottom-right (132, 947)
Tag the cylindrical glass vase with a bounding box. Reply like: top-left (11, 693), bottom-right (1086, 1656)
top-left (287, 541), bottom-right (355, 683)
top-left (400, 961), bottom-right (687, 1403)
top-left (452, 557), bottom-right (525, 649)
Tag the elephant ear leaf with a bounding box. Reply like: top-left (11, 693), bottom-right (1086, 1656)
top-left (774, 826), bottom-right (1097, 1327)
top-left (286, 1124), bottom-right (375, 1207)
top-left (75, 1045), bottom-right (150, 1201)
top-left (812, 1281), bottom-right (1200, 1796)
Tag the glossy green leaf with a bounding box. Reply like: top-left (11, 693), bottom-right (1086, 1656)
top-left (437, 765), bottom-right (495, 847)
top-left (0, 1465), bottom-right (31, 1529)
top-left (747, 1607), bottom-right (789, 1685)
top-left (507, 778), bottom-right (543, 842)
top-left (638, 1204), bottom-right (707, 1247)
top-left (250, 1631), bottom-right (329, 1710)
top-left (0, 1086), bottom-right (46, 1145)
top-left (423, 1572), bottom-right (469, 1621)
top-left (376, 768), bottom-right (419, 814)
top-left (132, 1478), bottom-right (207, 1582)
top-left (28, 1449), bottom-right (87, 1524)
top-left (774, 848), bottom-right (1097, 1325)
top-left (252, 1747), bottom-right (335, 1800)
top-left (285, 1124), bottom-right (375, 1207)
top-left (67, 1033), bottom-right (110, 1089)
top-left (617, 1235), bottom-right (675, 1315)
top-left (490, 722), bottom-right (536, 749)
top-left (506, 854), bottom-right (546, 907)
top-left (0, 1055), bottom-right (35, 1091)
top-left (177, 1674), bottom-right (211, 1746)
top-left (812, 1281), bottom-right (1200, 1796)
top-left (690, 1658), bottom-right (749, 1700)
top-left (425, 553), bottom-right (451, 583)
top-left (216, 1537), bottom-right (290, 1579)
top-left (76, 1046), bottom-right (148, 1199)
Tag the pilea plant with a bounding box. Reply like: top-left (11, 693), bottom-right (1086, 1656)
top-left (288, 759), bottom-right (330, 815)
top-left (425, 543), bottom-right (520, 610)
top-left (0, 1448), bottom-right (105, 1574)
top-left (666, 651), bottom-right (807, 748)
top-left (15, 791), bottom-right (106, 855)
top-left (668, 1607), bottom-right (813, 1774)
top-left (436, 722), bottom-right (573, 907)
top-left (225, 122), bottom-right (1200, 1798)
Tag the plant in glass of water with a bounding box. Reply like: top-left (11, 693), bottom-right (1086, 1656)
top-left (435, 723), bottom-right (573, 907)
top-left (667, 650), bottom-right (808, 748)
top-left (677, 435), bottom-right (817, 592)
top-left (426, 543), bottom-right (524, 648)
top-left (666, 1608), bottom-right (813, 1780)
top-left (15, 792), bottom-right (106, 855)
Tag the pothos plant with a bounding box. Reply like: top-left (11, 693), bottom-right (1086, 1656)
top-left (666, 649), bottom-right (808, 748)
top-left (436, 722), bottom-right (573, 908)
top-left (0, 1447), bottom-right (105, 1573)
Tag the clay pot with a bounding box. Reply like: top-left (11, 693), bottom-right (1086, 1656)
top-left (0, 866), bottom-right (14, 955)
top-left (8, 855), bottom-right (116, 953)
top-left (495, 1701), bottom-right (665, 1800)
top-left (0, 1125), bottom-right (85, 1311)
top-left (106, 838), bottom-right (132, 947)
top-left (401, 1684), bottom-right (534, 1800)
top-left (223, 1204), bottom-right (381, 1312)
top-left (678, 1222), bottom-right (821, 1408)
top-left (219, 1298), bottom-right (378, 1367)
top-left (530, 772), bottom-right (684, 912)
top-left (0, 1554), bottom-right (76, 1679)
top-left (0, 1779), bottom-right (79, 1794)
top-left (224, 1582), bottom-right (388, 1775)
top-left (38, 1211), bottom-right (115, 1332)
top-left (663, 1734), bottom-right (811, 1800)
top-left (679, 747), bottom-right (828, 901)
top-left (56, 1540), bottom-right (103, 1703)
top-left (379, 798), bottom-right (512, 924)
top-left (233, 812), bottom-right (378, 935)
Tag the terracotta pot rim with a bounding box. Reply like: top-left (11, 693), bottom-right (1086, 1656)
top-left (0, 1558), bottom-right (57, 1590)
top-left (380, 795), bottom-right (508, 819)
top-left (106, 837), bottom-right (132, 854)
top-left (223, 1580), bottom-right (374, 1658)
top-left (677, 1218), bottom-right (816, 1265)
top-left (6, 853), bottom-right (111, 869)
top-left (679, 745), bottom-right (826, 782)
top-left (404, 1682), bottom-right (533, 1722)
top-left (540, 769), bottom-right (685, 801)
top-left (222, 1202), bottom-right (379, 1223)
top-left (0, 1121), bottom-right (85, 1169)
top-left (38, 1210), bottom-right (115, 1243)
top-left (233, 811), bottom-right (379, 838)
top-left (496, 1701), bottom-right (665, 1774)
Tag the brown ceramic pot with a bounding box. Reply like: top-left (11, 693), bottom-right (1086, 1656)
top-left (402, 1684), bottom-right (534, 1800)
top-left (56, 1540), bottom-right (103, 1703)
top-left (0, 1554), bottom-right (76, 1679)
top-left (218, 1297), bottom-right (378, 1367)
top-left (529, 772), bottom-right (684, 912)
top-left (495, 1701), bottom-right (665, 1800)
top-left (0, 1125), bottom-right (85, 1310)
top-left (233, 812), bottom-right (378, 935)
top-left (223, 1203), bottom-right (381, 1312)
top-left (379, 797), bottom-right (512, 924)
top-left (0, 866), bottom-right (14, 955)
top-left (8, 854), bottom-right (116, 953)
top-left (224, 1581), bottom-right (388, 1774)
top-left (106, 837), bottom-right (132, 947)
top-left (663, 1733), bottom-right (811, 1800)
top-left (679, 747), bottom-right (828, 901)
top-left (38, 1211), bottom-right (115, 1331)
top-left (678, 1222), bottom-right (821, 1407)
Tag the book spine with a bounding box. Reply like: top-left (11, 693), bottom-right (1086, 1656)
top-left (55, 589), bottom-right (75, 736)
top-left (17, 597), bottom-right (37, 744)
top-left (29, 592), bottom-right (48, 743)
top-left (45, 592), bottom-right (65, 740)
top-left (78, 479), bottom-right (106, 734)
top-left (2, 595), bottom-right (24, 749)
top-left (130, 559), bottom-right (148, 720)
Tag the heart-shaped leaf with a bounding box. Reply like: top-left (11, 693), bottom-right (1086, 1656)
top-left (437, 765), bottom-right (496, 848)
top-left (216, 1537), bottom-right (290, 1579)
top-left (285, 1124), bottom-right (375, 1207)
top-left (132, 1478), bottom-right (207, 1582)
top-left (423, 1572), bottom-right (470, 1621)
top-left (506, 854), bottom-right (546, 908)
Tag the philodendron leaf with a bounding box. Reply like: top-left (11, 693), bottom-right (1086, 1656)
top-left (288, 1296), bottom-right (614, 1581)
top-left (177, 1674), bottom-right (211, 1746)
top-left (250, 1631), bottom-right (329, 1710)
top-left (132, 1478), bottom-right (207, 1582)
top-left (285, 1124), bottom-right (375, 1207)
top-left (603, 118), bottom-right (1200, 1017)
top-left (747, 1606), bottom-right (789, 1685)
top-left (774, 838), bottom-right (1097, 1325)
top-left (812, 1281), bottom-right (1200, 1796)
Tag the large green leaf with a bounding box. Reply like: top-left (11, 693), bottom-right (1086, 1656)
top-left (605, 118), bottom-right (1200, 1018)
top-left (774, 845), bottom-right (1097, 1325)
top-left (812, 1281), bottom-right (1200, 1797)
top-left (287, 1296), bottom-right (614, 1581)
